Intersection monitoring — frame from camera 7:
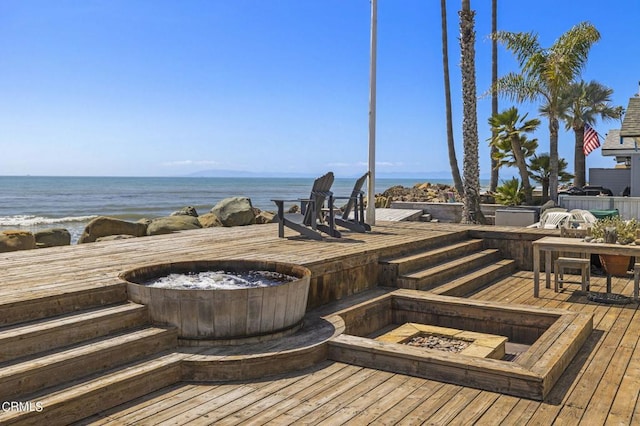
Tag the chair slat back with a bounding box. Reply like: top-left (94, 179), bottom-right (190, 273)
top-left (303, 172), bottom-right (334, 225)
top-left (341, 172), bottom-right (369, 218)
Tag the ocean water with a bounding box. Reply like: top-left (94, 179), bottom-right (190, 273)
top-left (0, 175), bottom-right (470, 244)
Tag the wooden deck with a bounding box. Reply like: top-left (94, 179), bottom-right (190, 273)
top-left (2, 221), bottom-right (640, 424)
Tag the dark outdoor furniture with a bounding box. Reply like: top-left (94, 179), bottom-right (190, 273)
top-left (272, 172), bottom-right (341, 240)
top-left (334, 172), bottom-right (371, 233)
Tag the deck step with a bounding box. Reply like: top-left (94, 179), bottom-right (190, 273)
top-left (379, 231), bottom-right (470, 260)
top-left (0, 282), bottom-right (128, 327)
top-left (429, 259), bottom-right (517, 297)
top-left (0, 326), bottom-right (178, 401)
top-left (384, 239), bottom-right (485, 277)
top-left (379, 232), bottom-right (472, 284)
top-left (0, 302), bottom-right (149, 363)
top-left (396, 249), bottom-right (503, 290)
top-left (0, 352), bottom-right (184, 426)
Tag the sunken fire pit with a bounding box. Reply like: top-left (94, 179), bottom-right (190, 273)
top-left (120, 260), bottom-right (311, 345)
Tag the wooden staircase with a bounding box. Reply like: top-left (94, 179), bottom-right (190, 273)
top-left (0, 285), bottom-right (180, 426)
top-left (380, 233), bottom-right (517, 296)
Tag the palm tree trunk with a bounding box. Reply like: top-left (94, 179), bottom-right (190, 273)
top-left (489, 0), bottom-right (499, 193)
top-left (542, 179), bottom-right (549, 203)
top-left (510, 135), bottom-right (533, 204)
top-left (574, 125), bottom-right (586, 187)
top-left (549, 117), bottom-right (560, 202)
top-left (460, 0), bottom-right (484, 224)
top-left (441, 0), bottom-right (464, 197)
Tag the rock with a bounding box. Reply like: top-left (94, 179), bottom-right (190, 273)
top-left (0, 231), bottom-right (36, 252)
top-left (255, 210), bottom-right (276, 224)
top-left (147, 215), bottom-right (202, 235)
top-left (96, 234), bottom-right (137, 242)
top-left (171, 206), bottom-right (199, 217)
top-left (288, 205), bottom-right (300, 214)
top-left (375, 195), bottom-right (390, 208)
top-left (79, 217), bottom-right (148, 244)
top-left (35, 228), bottom-right (71, 248)
top-left (198, 212), bottom-right (223, 228)
top-left (378, 182), bottom-right (460, 204)
top-left (210, 197), bottom-right (256, 227)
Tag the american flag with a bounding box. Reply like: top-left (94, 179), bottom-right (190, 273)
top-left (583, 123), bottom-right (600, 156)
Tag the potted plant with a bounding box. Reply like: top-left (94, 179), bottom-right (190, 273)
top-left (587, 217), bottom-right (639, 276)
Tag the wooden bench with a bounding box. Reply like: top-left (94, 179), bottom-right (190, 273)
top-left (555, 257), bottom-right (590, 292)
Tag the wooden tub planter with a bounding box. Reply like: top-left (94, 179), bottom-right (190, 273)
top-left (120, 260), bottom-right (311, 345)
top-left (599, 254), bottom-right (632, 277)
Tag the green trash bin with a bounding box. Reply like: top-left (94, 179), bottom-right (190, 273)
top-left (589, 209), bottom-right (619, 220)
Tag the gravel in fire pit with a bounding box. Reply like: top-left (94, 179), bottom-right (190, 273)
top-left (403, 334), bottom-right (471, 353)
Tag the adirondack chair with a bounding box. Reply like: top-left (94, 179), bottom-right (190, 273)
top-left (334, 172), bottom-right (371, 233)
top-left (272, 172), bottom-right (341, 240)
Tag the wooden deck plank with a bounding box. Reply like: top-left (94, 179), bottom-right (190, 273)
top-left (364, 380), bottom-right (447, 425)
top-left (436, 391), bottom-right (501, 425)
top-left (473, 394), bottom-right (521, 425)
top-left (307, 373), bottom-right (416, 425)
top-left (259, 367), bottom-right (385, 425)
top-left (81, 383), bottom-right (194, 425)
top-left (421, 388), bottom-right (483, 425)
top-left (607, 317), bottom-right (640, 424)
top-left (3, 222), bottom-right (640, 425)
top-left (228, 363), bottom-right (364, 425)
top-left (579, 306), bottom-right (640, 424)
top-left (395, 384), bottom-right (465, 426)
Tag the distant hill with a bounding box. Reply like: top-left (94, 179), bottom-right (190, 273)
top-left (186, 169), bottom-right (317, 178)
top-left (185, 168), bottom-right (497, 180)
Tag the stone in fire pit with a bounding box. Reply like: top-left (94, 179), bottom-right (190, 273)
top-left (404, 334), bottom-right (471, 353)
top-left (376, 323), bottom-right (508, 359)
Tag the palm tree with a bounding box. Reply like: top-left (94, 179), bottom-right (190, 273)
top-left (440, 0), bottom-right (464, 196)
top-left (529, 153), bottom-right (574, 202)
top-left (489, 0), bottom-right (499, 193)
top-left (554, 80), bottom-right (623, 187)
top-left (495, 22), bottom-right (600, 202)
top-left (488, 107), bottom-right (540, 204)
top-left (460, 0), bottom-right (484, 223)
top-left (492, 134), bottom-right (538, 170)
top-left (495, 177), bottom-right (524, 206)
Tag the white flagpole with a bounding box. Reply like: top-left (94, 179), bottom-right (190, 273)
top-left (366, 0), bottom-right (377, 225)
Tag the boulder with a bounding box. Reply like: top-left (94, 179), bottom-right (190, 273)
top-left (210, 197), bottom-right (256, 227)
top-left (96, 234), bottom-right (137, 242)
top-left (35, 228), bottom-right (71, 248)
top-left (147, 215), bottom-right (202, 236)
top-left (0, 231), bottom-right (36, 252)
top-left (198, 212), bottom-right (223, 228)
top-left (255, 210), bottom-right (276, 224)
top-left (171, 206), bottom-right (199, 217)
top-left (79, 217), bottom-right (148, 244)
top-left (375, 195), bottom-right (391, 208)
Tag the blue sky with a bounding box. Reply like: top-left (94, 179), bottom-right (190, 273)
top-left (1, 1), bottom-right (639, 179)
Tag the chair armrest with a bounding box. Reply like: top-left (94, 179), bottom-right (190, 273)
top-left (271, 198), bottom-right (313, 203)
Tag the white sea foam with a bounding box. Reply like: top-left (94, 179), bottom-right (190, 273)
top-left (0, 215), bottom-right (98, 227)
top-left (145, 270), bottom-right (295, 290)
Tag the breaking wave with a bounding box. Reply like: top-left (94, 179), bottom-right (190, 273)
top-left (0, 215), bottom-right (98, 227)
